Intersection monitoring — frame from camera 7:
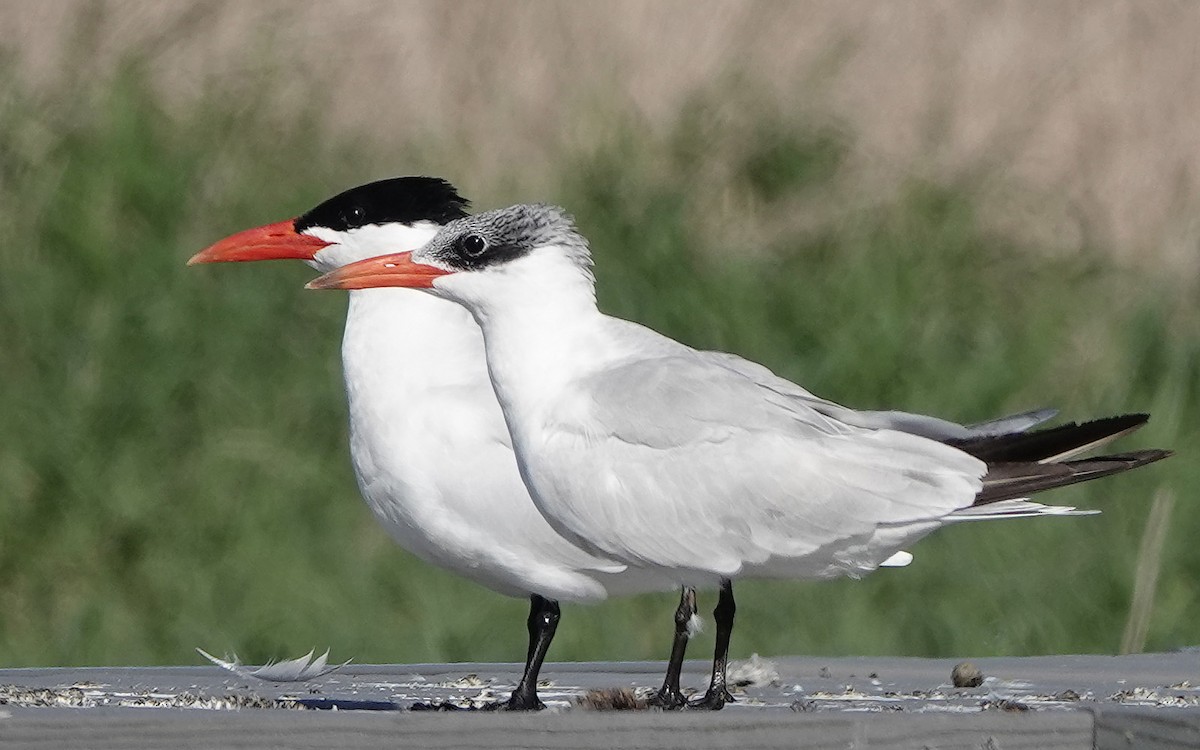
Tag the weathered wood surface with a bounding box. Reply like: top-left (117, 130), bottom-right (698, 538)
top-left (0, 711), bottom-right (1095, 750)
top-left (0, 654), bottom-right (1198, 749)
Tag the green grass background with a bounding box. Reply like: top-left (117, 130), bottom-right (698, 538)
top-left (0, 49), bottom-right (1194, 669)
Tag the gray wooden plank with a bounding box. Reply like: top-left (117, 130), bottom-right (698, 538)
top-left (2, 655), bottom-right (1199, 749)
top-left (3, 654), bottom-right (1196, 713)
top-left (0, 710), bottom-right (1094, 750)
top-left (1093, 706), bottom-right (1200, 750)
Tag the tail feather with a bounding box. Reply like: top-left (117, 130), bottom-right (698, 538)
top-left (975, 449), bottom-right (1171, 506)
top-left (949, 498), bottom-right (1099, 520)
top-left (950, 414), bottom-right (1149, 463)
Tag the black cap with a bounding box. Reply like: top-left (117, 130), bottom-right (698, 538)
top-left (295, 177), bottom-right (470, 233)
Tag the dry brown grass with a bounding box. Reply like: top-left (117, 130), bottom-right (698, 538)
top-left (1120, 487), bottom-right (1175, 655)
top-left (5, 1), bottom-right (1199, 270)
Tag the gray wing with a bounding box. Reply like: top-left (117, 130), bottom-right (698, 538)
top-left (699, 350), bottom-right (1055, 440)
top-left (533, 354), bottom-right (985, 580)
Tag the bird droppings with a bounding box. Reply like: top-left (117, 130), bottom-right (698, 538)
top-left (1109, 687), bottom-right (1200, 708)
top-left (952, 661), bottom-right (985, 688)
top-left (0, 685), bottom-right (303, 711)
top-left (0, 687), bottom-right (93, 709)
top-left (410, 700), bottom-right (472, 712)
top-left (981, 698), bottom-right (1030, 712)
top-left (576, 688), bottom-right (648, 711)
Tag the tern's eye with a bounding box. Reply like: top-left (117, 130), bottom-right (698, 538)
top-left (344, 205), bottom-right (367, 227)
top-left (461, 234), bottom-right (487, 257)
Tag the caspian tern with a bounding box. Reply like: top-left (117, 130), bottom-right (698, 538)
top-left (189, 179), bottom-right (1064, 710)
top-left (308, 202), bottom-right (1170, 709)
top-left (190, 178), bottom-right (674, 710)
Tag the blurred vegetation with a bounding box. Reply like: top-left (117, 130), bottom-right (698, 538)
top-left (0, 41), bottom-right (1195, 671)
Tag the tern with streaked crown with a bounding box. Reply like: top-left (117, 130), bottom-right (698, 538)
top-left (308, 202), bottom-right (1170, 709)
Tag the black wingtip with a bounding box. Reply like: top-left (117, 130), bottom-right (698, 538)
top-left (950, 413), bottom-right (1154, 463)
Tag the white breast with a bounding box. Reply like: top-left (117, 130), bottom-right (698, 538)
top-left (339, 289), bottom-right (669, 601)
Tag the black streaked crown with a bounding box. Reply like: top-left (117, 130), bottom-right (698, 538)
top-left (426, 204), bottom-right (590, 273)
top-left (294, 177), bottom-right (470, 233)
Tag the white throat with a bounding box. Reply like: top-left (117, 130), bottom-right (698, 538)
top-left (342, 288), bottom-right (484, 412)
top-left (308, 221), bottom-right (443, 273)
top-left (433, 248), bottom-right (610, 429)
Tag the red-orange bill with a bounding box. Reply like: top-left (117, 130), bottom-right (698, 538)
top-left (306, 252), bottom-right (453, 290)
top-left (188, 220), bottom-right (331, 265)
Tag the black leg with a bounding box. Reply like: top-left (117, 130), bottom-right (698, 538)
top-left (647, 586), bottom-right (695, 709)
top-left (494, 594), bottom-right (559, 711)
top-left (523, 593), bottom-right (543, 665)
top-left (688, 579), bottom-right (735, 710)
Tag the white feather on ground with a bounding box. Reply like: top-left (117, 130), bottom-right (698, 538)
top-left (196, 647), bottom-right (349, 682)
top-left (727, 653), bottom-right (781, 688)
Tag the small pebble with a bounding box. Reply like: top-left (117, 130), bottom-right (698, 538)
top-left (952, 661), bottom-right (984, 688)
